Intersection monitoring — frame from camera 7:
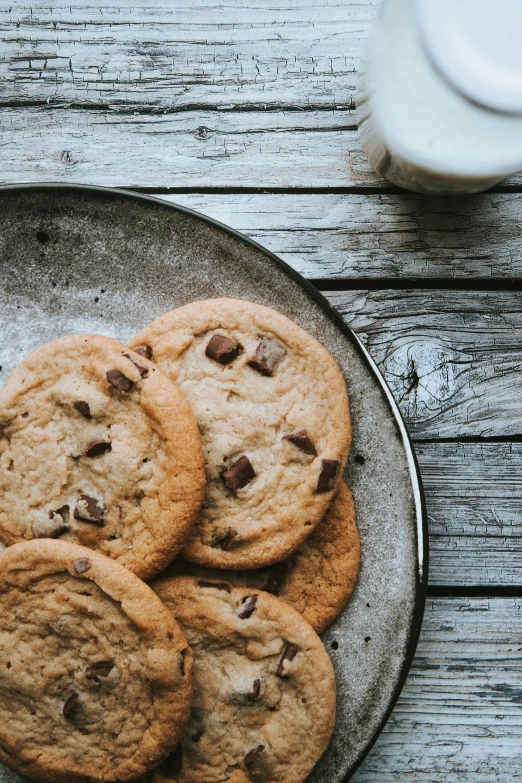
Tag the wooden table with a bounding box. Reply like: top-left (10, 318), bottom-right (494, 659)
top-left (2, 1), bottom-right (522, 779)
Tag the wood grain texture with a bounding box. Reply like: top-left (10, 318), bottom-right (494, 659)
top-left (1, 0), bottom-right (373, 109)
top-left (352, 598), bottom-right (522, 782)
top-left (0, 1), bottom-right (374, 187)
top-left (2, 106), bottom-right (522, 189)
top-left (4, 0), bottom-right (522, 777)
top-left (328, 290), bottom-right (522, 439)
top-left (2, 2), bottom-right (522, 189)
top-left (166, 192), bottom-right (522, 279)
top-left (418, 443), bottom-right (522, 587)
top-left (0, 106), bottom-right (373, 188)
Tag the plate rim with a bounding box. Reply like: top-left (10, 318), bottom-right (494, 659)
top-left (0, 181), bottom-right (429, 781)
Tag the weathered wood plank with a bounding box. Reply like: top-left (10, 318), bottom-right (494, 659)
top-left (164, 192), bottom-right (522, 279)
top-left (417, 442), bottom-right (522, 586)
top-left (2, 106), bottom-right (521, 188)
top-left (328, 290), bottom-right (522, 439)
top-left (0, 107), bottom-right (373, 188)
top-left (0, 0), bottom-right (373, 109)
top-left (419, 442), bottom-right (522, 540)
top-left (3, 3), bottom-right (522, 189)
top-left (352, 598), bottom-right (522, 782)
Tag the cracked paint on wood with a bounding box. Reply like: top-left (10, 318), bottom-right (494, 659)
top-left (0, 0), bottom-right (374, 108)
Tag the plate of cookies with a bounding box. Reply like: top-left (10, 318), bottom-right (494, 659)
top-left (0, 184), bottom-right (427, 783)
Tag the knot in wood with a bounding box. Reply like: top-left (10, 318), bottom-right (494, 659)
top-left (194, 126), bottom-right (211, 140)
top-left (60, 150), bottom-right (78, 166)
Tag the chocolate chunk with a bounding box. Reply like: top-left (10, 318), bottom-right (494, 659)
top-left (123, 353), bottom-right (148, 378)
top-left (191, 728), bottom-right (204, 743)
top-left (205, 334), bottom-right (243, 365)
top-left (247, 678), bottom-right (261, 701)
top-left (45, 524), bottom-right (69, 539)
top-left (316, 459), bottom-right (340, 492)
top-left (48, 520), bottom-right (70, 538)
top-left (106, 369), bottom-right (133, 392)
top-left (197, 580), bottom-right (231, 592)
top-left (160, 745), bottom-right (182, 776)
top-left (244, 745), bottom-right (265, 767)
top-left (283, 429), bottom-right (318, 457)
top-left (84, 439), bottom-right (112, 458)
top-left (86, 662), bottom-right (114, 680)
top-left (219, 527), bottom-right (239, 551)
top-left (248, 336), bottom-right (286, 376)
top-left (63, 692), bottom-right (80, 717)
top-left (34, 522), bottom-right (69, 539)
top-left (73, 557), bottom-right (92, 575)
top-left (132, 344), bottom-right (154, 361)
top-left (264, 562), bottom-right (290, 596)
top-left (237, 594), bottom-right (258, 619)
top-left (75, 401), bottom-right (91, 419)
top-left (276, 642), bottom-right (299, 677)
top-left (222, 455), bottom-right (255, 492)
top-left (74, 495), bottom-right (106, 526)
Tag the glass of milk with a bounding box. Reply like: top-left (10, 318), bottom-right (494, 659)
top-left (357, 0), bottom-right (522, 193)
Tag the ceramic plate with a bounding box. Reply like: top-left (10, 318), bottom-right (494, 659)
top-left (0, 184), bottom-right (428, 783)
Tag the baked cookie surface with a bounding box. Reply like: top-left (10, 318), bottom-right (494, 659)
top-left (167, 480), bottom-right (360, 634)
top-left (0, 539), bottom-right (193, 783)
top-left (149, 576), bottom-right (336, 783)
top-left (0, 334), bottom-right (205, 580)
top-left (130, 299), bottom-right (351, 569)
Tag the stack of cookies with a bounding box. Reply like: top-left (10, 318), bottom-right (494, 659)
top-left (0, 298), bottom-right (360, 783)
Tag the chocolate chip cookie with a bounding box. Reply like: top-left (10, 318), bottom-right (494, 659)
top-left (130, 299), bottom-right (351, 569)
top-left (0, 334), bottom-right (205, 580)
top-left (0, 539), bottom-right (193, 783)
top-left (166, 480), bottom-right (360, 634)
top-left (148, 576), bottom-right (336, 783)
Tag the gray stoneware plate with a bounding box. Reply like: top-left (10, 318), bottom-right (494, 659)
top-left (0, 184), bottom-right (428, 783)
